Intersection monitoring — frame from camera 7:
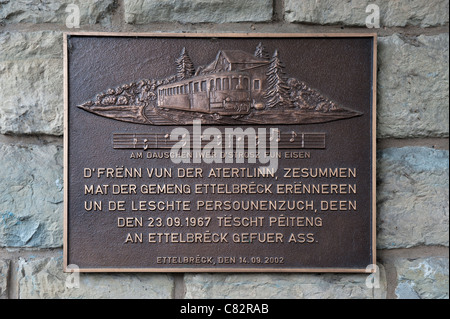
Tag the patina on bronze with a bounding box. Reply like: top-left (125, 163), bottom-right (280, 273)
top-left (64, 33), bottom-right (377, 272)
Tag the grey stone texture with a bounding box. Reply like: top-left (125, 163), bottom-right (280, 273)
top-left (394, 257), bottom-right (449, 299)
top-left (0, 143), bottom-right (63, 248)
top-left (185, 269), bottom-right (387, 299)
top-left (18, 257), bottom-right (174, 298)
top-left (0, 0), bottom-right (116, 25)
top-left (124, 0), bottom-right (273, 24)
top-left (285, 0), bottom-right (449, 27)
top-left (377, 147), bottom-right (449, 249)
top-left (0, 31), bottom-right (63, 135)
top-left (377, 33), bottom-right (449, 138)
top-left (0, 259), bottom-right (9, 299)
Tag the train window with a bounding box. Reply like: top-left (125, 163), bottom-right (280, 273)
top-left (232, 77), bottom-right (239, 90)
top-left (201, 81), bottom-right (207, 92)
top-left (180, 86), bottom-right (184, 94)
top-left (194, 82), bottom-right (199, 93)
top-left (254, 79), bottom-right (260, 90)
top-left (223, 77), bottom-right (229, 90)
top-left (216, 78), bottom-right (221, 90)
top-left (243, 77), bottom-right (249, 90)
top-left (210, 79), bottom-right (215, 90)
top-left (189, 82), bottom-right (193, 94)
top-left (185, 84), bottom-right (189, 94)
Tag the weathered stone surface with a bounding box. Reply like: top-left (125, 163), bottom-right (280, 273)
top-left (0, 31), bottom-right (62, 61)
top-left (0, 143), bottom-right (63, 248)
top-left (185, 268), bottom-right (387, 299)
top-left (124, 0), bottom-right (273, 24)
top-left (377, 147), bottom-right (449, 249)
top-left (0, 259), bottom-right (9, 299)
top-left (0, 31), bottom-right (63, 135)
top-left (0, 59), bottom-right (63, 135)
top-left (0, 0), bottom-right (116, 25)
top-left (394, 257), bottom-right (449, 299)
top-left (18, 257), bottom-right (174, 299)
top-left (377, 34), bottom-right (449, 138)
top-left (285, 0), bottom-right (449, 27)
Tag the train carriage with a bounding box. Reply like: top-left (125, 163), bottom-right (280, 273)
top-left (157, 49), bottom-right (269, 116)
top-left (157, 71), bottom-right (257, 116)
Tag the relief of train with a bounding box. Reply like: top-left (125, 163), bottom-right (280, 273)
top-left (157, 50), bottom-right (269, 116)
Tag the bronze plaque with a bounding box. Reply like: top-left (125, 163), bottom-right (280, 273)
top-left (64, 33), bottom-right (377, 272)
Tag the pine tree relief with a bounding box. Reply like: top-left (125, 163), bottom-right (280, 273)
top-left (263, 50), bottom-right (293, 108)
top-left (176, 47), bottom-right (195, 80)
top-left (254, 42), bottom-right (270, 60)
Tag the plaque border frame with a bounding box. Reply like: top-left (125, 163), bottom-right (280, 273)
top-left (63, 32), bottom-right (377, 273)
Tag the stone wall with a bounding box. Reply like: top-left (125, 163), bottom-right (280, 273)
top-left (0, 0), bottom-right (448, 299)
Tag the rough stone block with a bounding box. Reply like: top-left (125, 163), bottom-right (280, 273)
top-left (0, 59), bottom-right (63, 135)
top-left (285, 0), bottom-right (449, 27)
top-left (0, 31), bottom-right (63, 135)
top-left (0, 0), bottom-right (116, 25)
top-left (0, 143), bottom-right (63, 248)
top-left (185, 269), bottom-right (387, 299)
top-left (394, 257), bottom-right (449, 299)
top-left (18, 257), bottom-right (174, 299)
top-left (124, 0), bottom-right (273, 24)
top-left (0, 31), bottom-right (63, 136)
top-left (0, 259), bottom-right (9, 299)
top-left (377, 147), bottom-right (449, 249)
top-left (0, 31), bottom-right (62, 61)
top-left (377, 34), bottom-right (449, 138)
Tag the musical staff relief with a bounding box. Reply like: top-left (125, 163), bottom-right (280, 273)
top-left (113, 132), bottom-right (326, 150)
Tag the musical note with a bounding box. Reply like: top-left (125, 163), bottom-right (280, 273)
top-left (290, 131), bottom-right (297, 143)
top-left (217, 134), bottom-right (222, 147)
top-left (270, 129), bottom-right (281, 142)
top-left (143, 138), bottom-right (149, 150)
top-left (164, 133), bottom-right (169, 146)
